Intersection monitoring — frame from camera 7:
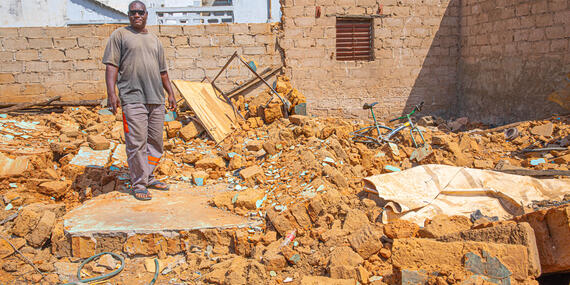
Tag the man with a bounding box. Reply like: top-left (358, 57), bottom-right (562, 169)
top-left (103, 0), bottom-right (176, 200)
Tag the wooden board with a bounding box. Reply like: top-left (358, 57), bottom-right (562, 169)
top-left (172, 80), bottom-right (238, 143)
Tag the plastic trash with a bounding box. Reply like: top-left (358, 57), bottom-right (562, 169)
top-left (279, 229), bottom-right (296, 249)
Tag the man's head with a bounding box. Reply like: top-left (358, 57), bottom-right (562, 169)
top-left (128, 1), bottom-right (147, 30)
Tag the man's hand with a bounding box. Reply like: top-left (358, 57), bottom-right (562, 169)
top-left (108, 93), bottom-right (120, 114)
top-left (105, 64), bottom-right (120, 114)
top-left (167, 94), bottom-right (177, 111)
top-left (160, 71), bottom-right (176, 111)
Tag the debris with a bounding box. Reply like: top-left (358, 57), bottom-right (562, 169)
top-left (172, 80), bottom-right (238, 143)
top-left (195, 156), bottom-right (225, 169)
top-left (179, 120), bottom-right (204, 141)
top-left (384, 220), bottom-right (419, 239)
top-left (512, 205), bottom-right (570, 274)
top-left (235, 188), bottom-right (265, 210)
top-left (38, 180), bottom-right (70, 198)
top-left (87, 134), bottom-right (110, 150)
top-left (0, 96), bottom-right (61, 113)
top-left (448, 117), bottom-right (469, 132)
top-left (240, 165), bottom-right (263, 180)
top-left (384, 165), bottom-right (401, 172)
top-left (530, 122), bottom-right (554, 137)
top-left (419, 215), bottom-right (472, 238)
top-left (364, 164), bottom-right (570, 225)
top-left (97, 253), bottom-right (118, 270)
top-left (0, 152), bottom-right (29, 178)
top-left (392, 238), bottom-right (535, 282)
top-left (192, 171), bottom-right (209, 186)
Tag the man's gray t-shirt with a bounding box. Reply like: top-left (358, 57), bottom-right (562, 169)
top-left (102, 26), bottom-right (167, 105)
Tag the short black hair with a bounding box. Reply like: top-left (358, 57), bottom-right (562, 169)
top-left (128, 1), bottom-right (146, 10)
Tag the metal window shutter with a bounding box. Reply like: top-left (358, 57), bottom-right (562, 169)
top-left (336, 18), bottom-right (373, 61)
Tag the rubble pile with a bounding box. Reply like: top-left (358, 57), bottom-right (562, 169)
top-left (0, 98), bottom-right (569, 284)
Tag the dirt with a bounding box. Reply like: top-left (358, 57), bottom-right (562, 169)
top-left (0, 95), bottom-right (568, 284)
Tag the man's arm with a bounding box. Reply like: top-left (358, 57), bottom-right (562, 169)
top-left (105, 64), bottom-right (120, 114)
top-left (160, 71), bottom-right (176, 111)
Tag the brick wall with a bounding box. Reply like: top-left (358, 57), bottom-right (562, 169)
top-left (459, 0), bottom-right (569, 124)
top-left (279, 0), bottom-right (461, 119)
top-left (0, 24), bottom-right (282, 103)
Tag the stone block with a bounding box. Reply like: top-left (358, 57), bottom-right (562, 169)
top-left (419, 214), bottom-right (472, 238)
top-left (124, 233), bottom-right (171, 256)
top-left (512, 205), bottom-right (570, 274)
top-left (0, 73), bottom-right (15, 84)
top-left (530, 122), bottom-right (553, 137)
top-left (266, 208), bottom-right (294, 237)
top-left (71, 236), bottom-right (96, 258)
top-left (228, 154), bottom-right (245, 170)
top-left (25, 61), bottom-right (49, 72)
top-left (66, 48), bottom-right (90, 60)
top-left (166, 120), bottom-right (182, 138)
top-left (290, 203), bottom-right (311, 229)
top-left (246, 140), bottom-right (263, 151)
top-left (289, 114), bottom-right (310, 125)
top-left (195, 156), bottom-right (225, 169)
top-left (14, 50), bottom-right (39, 61)
top-left (384, 219), bottom-right (419, 239)
top-left (11, 207), bottom-right (41, 237)
top-left (28, 211), bottom-right (56, 247)
top-left (2, 38), bottom-right (28, 50)
top-left (235, 188), bottom-right (264, 210)
top-left (328, 246), bottom-right (364, 269)
top-left (87, 134), bottom-right (110, 150)
top-left (343, 209), bottom-right (369, 232)
top-left (38, 180), bottom-right (71, 198)
top-left (28, 38), bottom-right (53, 49)
top-left (349, 224), bottom-right (383, 259)
top-left (439, 221), bottom-right (541, 277)
top-left (40, 49), bottom-right (66, 61)
top-left (191, 171), bottom-right (208, 186)
top-left (392, 238), bottom-right (532, 282)
top-left (239, 165), bottom-right (263, 180)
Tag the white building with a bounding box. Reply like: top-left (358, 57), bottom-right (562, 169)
top-left (0, 0), bottom-right (280, 27)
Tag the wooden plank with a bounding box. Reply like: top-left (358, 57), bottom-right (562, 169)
top-left (0, 96), bottom-right (61, 113)
top-left (172, 80), bottom-right (238, 144)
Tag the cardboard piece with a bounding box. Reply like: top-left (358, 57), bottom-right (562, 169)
top-left (172, 80), bottom-right (238, 143)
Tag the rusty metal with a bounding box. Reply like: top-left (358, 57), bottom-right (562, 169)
top-left (336, 18), bottom-right (373, 61)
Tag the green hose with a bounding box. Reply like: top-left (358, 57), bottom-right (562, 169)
top-left (62, 252), bottom-right (124, 285)
top-left (61, 252), bottom-right (159, 285)
top-left (149, 258), bottom-right (159, 285)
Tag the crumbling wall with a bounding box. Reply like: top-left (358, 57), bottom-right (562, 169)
top-left (459, 0), bottom-right (570, 124)
top-left (0, 23), bottom-right (281, 103)
top-left (279, 0), bottom-right (460, 119)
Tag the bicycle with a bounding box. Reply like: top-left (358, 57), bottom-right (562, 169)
top-left (350, 101), bottom-right (426, 148)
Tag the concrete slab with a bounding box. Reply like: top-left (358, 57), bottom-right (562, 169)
top-left (63, 183), bottom-right (260, 235)
top-left (69, 143), bottom-right (115, 167)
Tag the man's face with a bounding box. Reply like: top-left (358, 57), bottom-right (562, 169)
top-left (128, 3), bottom-right (147, 29)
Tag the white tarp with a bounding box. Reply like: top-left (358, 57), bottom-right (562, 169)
top-left (363, 164), bottom-right (570, 225)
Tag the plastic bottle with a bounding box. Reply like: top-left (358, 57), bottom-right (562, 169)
top-left (279, 229), bottom-right (296, 248)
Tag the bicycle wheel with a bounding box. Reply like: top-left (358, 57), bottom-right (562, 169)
top-left (350, 125), bottom-right (393, 147)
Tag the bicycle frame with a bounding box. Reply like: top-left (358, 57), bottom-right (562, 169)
top-left (351, 103), bottom-right (426, 148)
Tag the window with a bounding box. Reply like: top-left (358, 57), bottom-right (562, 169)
top-left (336, 18), bottom-right (373, 61)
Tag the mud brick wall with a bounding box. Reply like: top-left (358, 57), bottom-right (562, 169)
top-left (0, 24), bottom-right (282, 103)
top-left (459, 0), bottom-right (570, 124)
top-left (279, 0), bottom-right (461, 119)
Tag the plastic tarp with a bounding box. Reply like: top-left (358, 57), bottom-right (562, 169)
top-left (363, 164), bottom-right (570, 225)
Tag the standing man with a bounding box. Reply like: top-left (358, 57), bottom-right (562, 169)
top-left (103, 0), bottom-right (176, 200)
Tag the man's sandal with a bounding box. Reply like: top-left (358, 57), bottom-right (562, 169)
top-left (148, 181), bottom-right (170, 191)
top-left (133, 188), bottom-right (152, 201)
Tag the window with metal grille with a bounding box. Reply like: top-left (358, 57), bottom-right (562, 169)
top-left (336, 18), bottom-right (373, 61)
